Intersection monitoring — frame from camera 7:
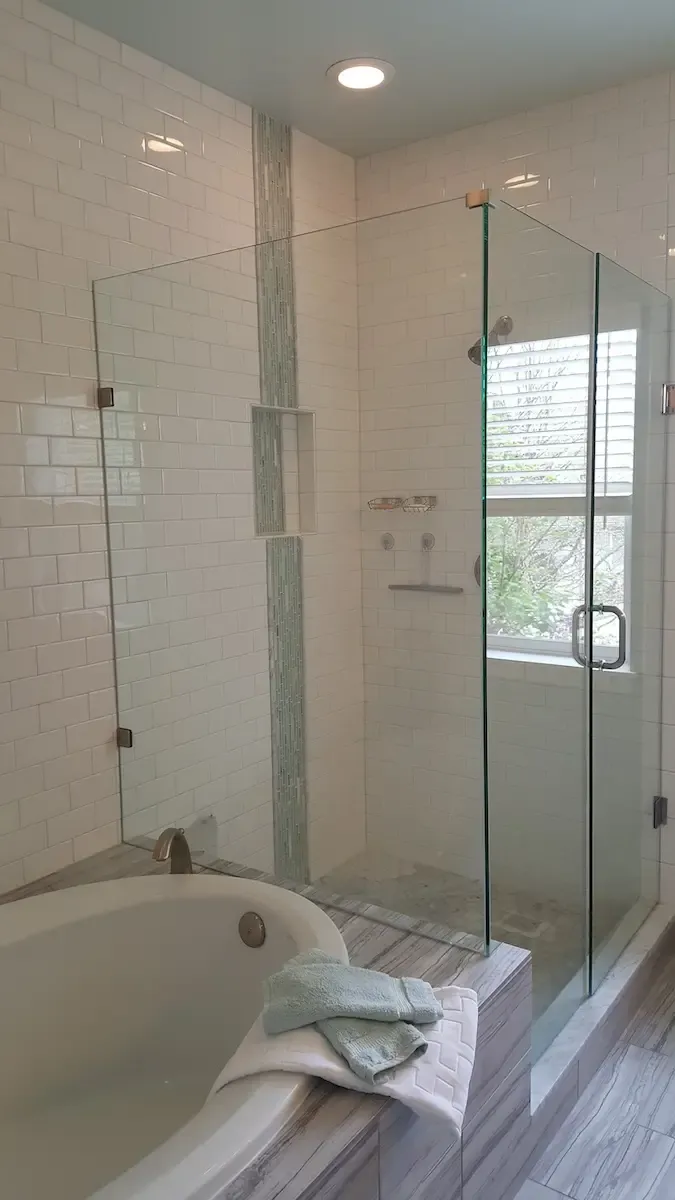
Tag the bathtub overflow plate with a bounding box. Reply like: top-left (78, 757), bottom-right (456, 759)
top-left (239, 911), bottom-right (266, 948)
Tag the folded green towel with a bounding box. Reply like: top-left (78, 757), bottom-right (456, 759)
top-left (263, 949), bottom-right (442, 1035)
top-left (262, 949), bottom-right (442, 1083)
top-left (319, 1015), bottom-right (429, 1085)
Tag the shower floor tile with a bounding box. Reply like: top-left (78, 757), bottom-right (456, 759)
top-left (318, 848), bottom-right (586, 1025)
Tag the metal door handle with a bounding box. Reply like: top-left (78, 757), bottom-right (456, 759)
top-left (571, 604), bottom-right (626, 670)
top-left (571, 604), bottom-right (588, 666)
top-left (595, 604), bottom-right (626, 670)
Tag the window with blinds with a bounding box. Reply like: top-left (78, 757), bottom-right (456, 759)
top-left (485, 330), bottom-right (637, 655)
top-left (486, 331), bottom-right (637, 499)
top-left (595, 329), bottom-right (638, 497)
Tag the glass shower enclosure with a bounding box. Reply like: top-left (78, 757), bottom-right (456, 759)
top-left (484, 202), bottom-right (668, 1052)
top-left (94, 195), bottom-right (668, 1058)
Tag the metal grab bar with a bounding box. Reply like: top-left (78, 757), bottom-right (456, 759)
top-left (388, 584), bottom-right (464, 595)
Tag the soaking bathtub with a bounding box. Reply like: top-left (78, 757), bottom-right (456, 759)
top-left (0, 873), bottom-right (347, 1200)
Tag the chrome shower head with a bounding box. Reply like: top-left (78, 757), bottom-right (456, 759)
top-left (467, 315), bottom-right (514, 365)
top-left (491, 315), bottom-right (513, 338)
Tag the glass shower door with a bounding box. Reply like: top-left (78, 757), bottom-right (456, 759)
top-left (483, 204), bottom-right (669, 1054)
top-left (482, 201), bottom-right (597, 1053)
top-left (589, 257), bottom-right (668, 989)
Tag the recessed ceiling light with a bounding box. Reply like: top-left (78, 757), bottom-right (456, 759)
top-left (144, 133), bottom-right (184, 153)
top-left (327, 59), bottom-right (395, 90)
top-left (504, 172), bottom-right (540, 190)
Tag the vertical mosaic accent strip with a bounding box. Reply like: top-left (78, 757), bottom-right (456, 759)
top-left (253, 111), bottom-right (308, 881)
top-left (267, 537), bottom-right (308, 879)
top-left (252, 407), bottom-right (286, 535)
top-left (252, 111), bottom-right (293, 242)
top-left (252, 112), bottom-right (298, 410)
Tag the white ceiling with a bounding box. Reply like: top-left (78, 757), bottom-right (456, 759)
top-left (46, 0), bottom-right (675, 157)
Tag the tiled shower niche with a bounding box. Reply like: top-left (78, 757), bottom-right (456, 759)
top-left (252, 407), bottom-right (317, 536)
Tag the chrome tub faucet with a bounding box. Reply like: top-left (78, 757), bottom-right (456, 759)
top-left (152, 827), bottom-right (193, 874)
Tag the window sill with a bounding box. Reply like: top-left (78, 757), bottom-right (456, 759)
top-left (487, 648), bottom-right (578, 668)
top-left (487, 647), bottom-right (633, 677)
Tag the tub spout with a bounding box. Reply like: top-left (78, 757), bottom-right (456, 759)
top-left (152, 827), bottom-right (193, 874)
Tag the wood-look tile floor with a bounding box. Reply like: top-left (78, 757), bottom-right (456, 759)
top-left (515, 956), bottom-right (675, 1200)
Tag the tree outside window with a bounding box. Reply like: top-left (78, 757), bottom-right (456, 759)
top-left (486, 331), bottom-right (635, 657)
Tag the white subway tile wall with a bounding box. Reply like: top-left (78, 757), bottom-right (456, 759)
top-left (291, 142), bottom-right (364, 875)
top-left (0, 0), bottom-right (360, 890)
top-left (358, 200), bottom-right (484, 878)
top-left (357, 72), bottom-right (672, 291)
top-left (1, 0), bottom-right (674, 905)
top-left (95, 145), bottom-right (364, 879)
top-left (95, 248), bottom-right (276, 870)
top-left (356, 70), bottom-right (675, 904)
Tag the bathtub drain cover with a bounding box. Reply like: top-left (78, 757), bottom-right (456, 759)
top-left (239, 911), bottom-right (266, 948)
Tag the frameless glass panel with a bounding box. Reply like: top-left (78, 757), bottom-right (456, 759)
top-left (590, 257), bottom-right (668, 990)
top-left (483, 200), bottom-right (596, 1056)
top-left (95, 230), bottom-right (364, 886)
top-left (94, 246), bottom-right (277, 875)
top-left (316, 197), bottom-right (487, 949)
top-left (95, 201), bottom-right (488, 953)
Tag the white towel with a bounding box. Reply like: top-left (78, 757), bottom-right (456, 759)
top-left (209, 985), bottom-right (478, 1137)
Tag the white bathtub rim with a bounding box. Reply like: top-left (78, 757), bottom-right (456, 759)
top-left (0, 874), bottom-right (348, 959)
top-left (2, 874), bottom-right (347, 1200)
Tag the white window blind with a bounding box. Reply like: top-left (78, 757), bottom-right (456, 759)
top-left (595, 329), bottom-right (638, 497)
top-left (486, 331), bottom-right (637, 499)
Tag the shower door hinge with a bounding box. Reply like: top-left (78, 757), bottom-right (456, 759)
top-left (661, 384), bottom-right (675, 415)
top-left (97, 386), bottom-right (114, 409)
top-left (465, 188), bottom-right (490, 209)
top-left (653, 795), bottom-right (668, 828)
top-left (117, 727), bottom-right (133, 749)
